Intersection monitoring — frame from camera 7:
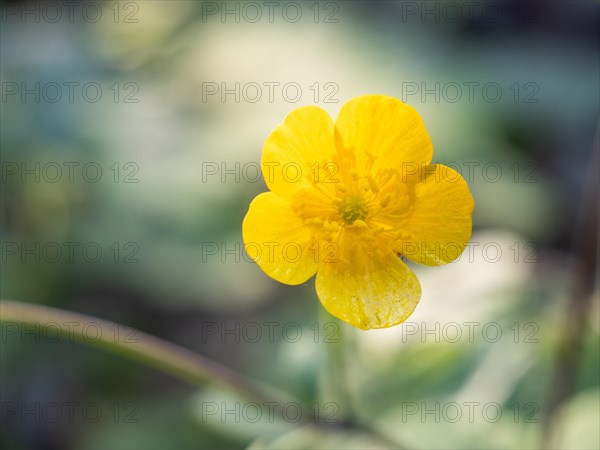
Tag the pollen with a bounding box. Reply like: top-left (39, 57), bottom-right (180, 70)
top-left (339, 196), bottom-right (368, 224)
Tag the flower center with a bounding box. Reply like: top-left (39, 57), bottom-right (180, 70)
top-left (339, 196), bottom-right (368, 224)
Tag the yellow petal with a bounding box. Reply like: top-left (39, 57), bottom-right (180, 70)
top-left (334, 94), bottom-right (433, 174)
top-left (262, 106), bottom-right (337, 200)
top-left (242, 192), bottom-right (318, 285)
top-left (315, 255), bottom-right (421, 330)
top-left (401, 164), bottom-right (474, 265)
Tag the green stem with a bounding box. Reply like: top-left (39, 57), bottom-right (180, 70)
top-left (0, 299), bottom-right (300, 408)
top-left (318, 309), bottom-right (354, 424)
top-left (316, 313), bottom-right (407, 447)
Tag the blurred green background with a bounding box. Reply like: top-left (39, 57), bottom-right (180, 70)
top-left (1, 1), bottom-right (598, 449)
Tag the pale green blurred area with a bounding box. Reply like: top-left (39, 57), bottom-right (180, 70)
top-left (1, 1), bottom-right (598, 449)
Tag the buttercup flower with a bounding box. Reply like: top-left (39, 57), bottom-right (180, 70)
top-left (243, 95), bottom-right (474, 330)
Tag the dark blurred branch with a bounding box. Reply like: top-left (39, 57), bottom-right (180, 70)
top-left (0, 299), bottom-right (301, 409)
top-left (1, 299), bottom-right (407, 446)
top-left (543, 125), bottom-right (599, 447)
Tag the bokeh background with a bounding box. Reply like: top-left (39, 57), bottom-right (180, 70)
top-left (1, 1), bottom-right (598, 449)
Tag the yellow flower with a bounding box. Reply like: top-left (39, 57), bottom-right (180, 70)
top-left (242, 95), bottom-right (474, 330)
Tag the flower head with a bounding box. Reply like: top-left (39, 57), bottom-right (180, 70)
top-left (243, 95), bottom-right (474, 330)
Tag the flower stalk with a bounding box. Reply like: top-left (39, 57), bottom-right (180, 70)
top-left (318, 309), bottom-right (355, 425)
